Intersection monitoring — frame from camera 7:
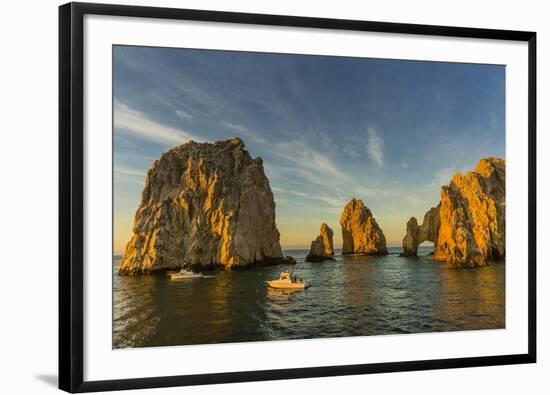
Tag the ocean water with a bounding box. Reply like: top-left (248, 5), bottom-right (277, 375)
top-left (113, 246), bottom-right (505, 349)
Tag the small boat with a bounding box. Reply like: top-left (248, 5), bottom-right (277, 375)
top-left (168, 268), bottom-right (204, 280)
top-left (265, 270), bottom-right (308, 290)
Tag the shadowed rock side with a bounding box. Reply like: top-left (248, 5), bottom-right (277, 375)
top-left (119, 138), bottom-right (287, 275)
top-left (402, 157), bottom-right (505, 268)
top-left (340, 199), bottom-right (388, 255)
top-left (305, 223), bottom-right (335, 262)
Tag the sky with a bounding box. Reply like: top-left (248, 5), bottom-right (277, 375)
top-left (113, 45), bottom-right (505, 254)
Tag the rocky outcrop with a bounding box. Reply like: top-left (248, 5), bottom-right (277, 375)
top-left (434, 158), bottom-right (505, 268)
top-left (305, 223), bottom-right (335, 262)
top-left (402, 157), bottom-right (505, 268)
top-left (119, 138), bottom-right (286, 275)
top-left (402, 206), bottom-right (440, 256)
top-left (340, 199), bottom-right (388, 255)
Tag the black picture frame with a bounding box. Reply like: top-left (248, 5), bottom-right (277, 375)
top-left (59, 2), bottom-right (537, 393)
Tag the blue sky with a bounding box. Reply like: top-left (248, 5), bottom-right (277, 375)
top-left (113, 45), bottom-right (505, 253)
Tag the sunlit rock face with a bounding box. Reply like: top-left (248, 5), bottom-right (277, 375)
top-left (402, 157), bottom-right (505, 268)
top-left (305, 223), bottom-right (335, 262)
top-left (434, 158), bottom-right (505, 268)
top-left (119, 138), bottom-right (284, 275)
top-left (340, 199), bottom-right (388, 255)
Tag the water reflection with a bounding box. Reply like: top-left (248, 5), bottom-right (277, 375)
top-left (113, 273), bottom-right (163, 348)
top-left (434, 262), bottom-right (505, 331)
top-left (113, 248), bottom-right (505, 348)
top-left (266, 288), bottom-right (305, 300)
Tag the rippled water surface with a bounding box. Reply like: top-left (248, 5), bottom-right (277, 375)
top-left (113, 247), bottom-right (505, 348)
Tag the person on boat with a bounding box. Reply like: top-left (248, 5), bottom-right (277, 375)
top-left (180, 262), bottom-right (194, 274)
top-left (266, 270), bottom-right (307, 289)
top-left (279, 271), bottom-right (292, 282)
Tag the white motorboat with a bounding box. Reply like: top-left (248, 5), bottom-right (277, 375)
top-left (168, 268), bottom-right (204, 280)
top-left (265, 270), bottom-right (308, 290)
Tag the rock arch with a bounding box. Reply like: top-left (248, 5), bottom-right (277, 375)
top-left (402, 206), bottom-right (440, 256)
top-left (401, 157), bottom-right (505, 268)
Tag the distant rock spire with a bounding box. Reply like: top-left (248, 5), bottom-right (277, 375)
top-left (305, 223), bottom-right (335, 262)
top-left (340, 198), bottom-right (388, 255)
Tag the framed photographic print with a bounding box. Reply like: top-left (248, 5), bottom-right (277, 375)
top-left (59, 2), bottom-right (537, 393)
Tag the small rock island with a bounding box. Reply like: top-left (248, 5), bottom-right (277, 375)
top-left (340, 198), bottom-right (388, 255)
top-left (119, 138), bottom-right (290, 275)
top-left (305, 223), bottom-right (335, 262)
top-left (402, 157), bottom-right (505, 268)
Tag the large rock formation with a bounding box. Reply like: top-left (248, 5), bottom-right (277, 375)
top-left (340, 199), bottom-right (388, 255)
top-left (119, 138), bottom-right (287, 275)
top-left (402, 157), bottom-right (505, 268)
top-left (305, 223), bottom-right (335, 262)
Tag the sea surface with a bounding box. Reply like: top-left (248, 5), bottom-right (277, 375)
top-left (113, 246), bottom-right (505, 348)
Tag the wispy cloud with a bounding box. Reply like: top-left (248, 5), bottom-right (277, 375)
top-left (221, 121), bottom-right (267, 144)
top-left (272, 185), bottom-right (347, 213)
top-left (221, 121), bottom-right (247, 134)
top-left (342, 146), bottom-right (361, 159)
top-left (406, 194), bottom-right (424, 207)
top-left (268, 138), bottom-right (392, 204)
top-left (367, 126), bottom-right (384, 167)
top-left (114, 166), bottom-right (147, 186)
top-left (273, 141), bottom-right (349, 183)
top-left (354, 186), bottom-right (385, 198)
top-left (176, 109), bottom-right (193, 120)
top-left (272, 186), bottom-right (308, 197)
top-left (432, 166), bottom-right (457, 186)
top-left (316, 195), bottom-right (346, 208)
top-left (114, 99), bottom-right (200, 146)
